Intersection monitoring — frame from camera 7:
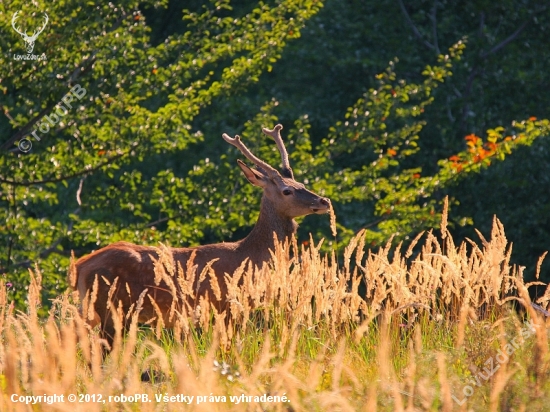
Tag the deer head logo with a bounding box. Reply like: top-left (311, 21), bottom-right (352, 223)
top-left (11, 11), bottom-right (49, 54)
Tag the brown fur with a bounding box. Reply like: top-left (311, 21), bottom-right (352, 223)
top-left (73, 127), bottom-right (330, 347)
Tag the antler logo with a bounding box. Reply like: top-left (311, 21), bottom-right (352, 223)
top-left (11, 11), bottom-right (49, 54)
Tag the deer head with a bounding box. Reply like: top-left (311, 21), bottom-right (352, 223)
top-left (223, 124), bottom-right (329, 221)
top-left (12, 11), bottom-right (49, 54)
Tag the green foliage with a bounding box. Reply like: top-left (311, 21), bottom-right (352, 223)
top-left (1, 0), bottom-right (549, 310)
top-left (0, 0), bottom-right (323, 309)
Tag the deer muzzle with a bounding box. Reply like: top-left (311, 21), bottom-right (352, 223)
top-left (310, 197), bottom-right (330, 214)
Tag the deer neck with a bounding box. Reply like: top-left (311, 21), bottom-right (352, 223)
top-left (239, 195), bottom-right (297, 263)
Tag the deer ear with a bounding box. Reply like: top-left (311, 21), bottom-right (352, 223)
top-left (237, 159), bottom-right (267, 187)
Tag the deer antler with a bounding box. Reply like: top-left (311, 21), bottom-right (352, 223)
top-left (11, 12), bottom-right (48, 39)
top-left (222, 133), bottom-right (277, 176)
top-left (262, 124), bottom-right (293, 178)
top-left (32, 13), bottom-right (49, 40)
top-left (11, 12), bottom-right (25, 36)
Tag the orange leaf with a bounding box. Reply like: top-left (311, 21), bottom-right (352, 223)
top-left (485, 142), bottom-right (497, 152)
top-left (464, 134), bottom-right (479, 143)
top-left (450, 162), bottom-right (463, 172)
top-left (529, 116), bottom-right (537, 121)
top-left (387, 148), bottom-right (397, 156)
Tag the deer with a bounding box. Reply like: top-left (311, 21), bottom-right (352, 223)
top-left (72, 124), bottom-right (331, 348)
top-left (11, 11), bottom-right (49, 54)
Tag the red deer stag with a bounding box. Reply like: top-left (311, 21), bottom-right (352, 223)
top-left (72, 124), bottom-right (330, 346)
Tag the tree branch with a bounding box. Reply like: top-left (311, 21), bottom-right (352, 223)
top-left (2, 106), bottom-right (15, 122)
top-left (459, 19), bottom-right (530, 133)
top-left (430, 0), bottom-right (440, 55)
top-left (478, 12), bottom-right (485, 38)
top-left (76, 177), bottom-right (85, 206)
top-left (396, 0), bottom-right (435, 51)
top-left (361, 215), bottom-right (391, 230)
top-left (0, 52), bottom-right (98, 152)
top-left (0, 211), bottom-right (79, 274)
top-left (1, 104), bottom-right (58, 151)
top-left (459, 66), bottom-right (479, 132)
top-left (4, 185), bottom-right (16, 272)
top-left (446, 95), bottom-right (455, 122)
top-left (1, 237), bottom-right (63, 274)
top-left (0, 10), bottom-right (128, 152)
top-left (0, 152), bottom-right (125, 187)
top-left (481, 20), bottom-right (528, 58)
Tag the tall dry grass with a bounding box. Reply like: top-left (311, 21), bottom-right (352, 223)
top-left (1, 209), bottom-right (549, 411)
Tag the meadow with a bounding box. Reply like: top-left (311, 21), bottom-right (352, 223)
top-left (1, 208), bottom-right (549, 411)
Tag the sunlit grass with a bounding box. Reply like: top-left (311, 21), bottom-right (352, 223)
top-left (1, 209), bottom-right (549, 411)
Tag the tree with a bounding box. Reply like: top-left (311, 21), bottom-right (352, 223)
top-left (0, 0), bottom-right (323, 308)
top-left (1, 0), bottom-right (549, 311)
top-left (210, 0), bottom-right (550, 282)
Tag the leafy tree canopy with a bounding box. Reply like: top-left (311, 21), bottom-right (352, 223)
top-left (1, 0), bottom-right (548, 310)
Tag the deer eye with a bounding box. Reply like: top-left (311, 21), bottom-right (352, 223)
top-left (282, 188), bottom-right (292, 196)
